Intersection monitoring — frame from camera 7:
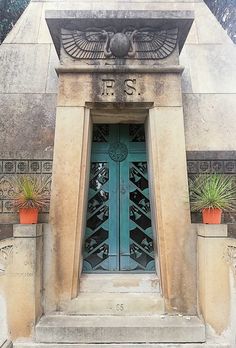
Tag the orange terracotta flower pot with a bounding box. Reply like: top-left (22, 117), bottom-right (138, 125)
top-left (202, 208), bottom-right (222, 224)
top-left (19, 208), bottom-right (39, 224)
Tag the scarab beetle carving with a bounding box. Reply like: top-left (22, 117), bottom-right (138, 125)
top-left (61, 27), bottom-right (178, 60)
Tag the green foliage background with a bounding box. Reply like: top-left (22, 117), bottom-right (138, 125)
top-left (205, 0), bottom-right (236, 43)
top-left (0, 0), bottom-right (30, 43)
top-left (0, 0), bottom-right (235, 44)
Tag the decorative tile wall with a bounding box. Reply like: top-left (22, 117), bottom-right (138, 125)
top-left (187, 160), bottom-right (236, 174)
top-left (0, 156), bottom-right (235, 214)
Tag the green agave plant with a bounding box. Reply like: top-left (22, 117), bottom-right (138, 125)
top-left (189, 174), bottom-right (236, 212)
top-left (11, 175), bottom-right (50, 210)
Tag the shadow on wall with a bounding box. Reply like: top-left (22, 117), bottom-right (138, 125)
top-left (0, 292), bottom-right (8, 342)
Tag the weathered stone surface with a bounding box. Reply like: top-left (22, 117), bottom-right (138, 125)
top-left (0, 340), bottom-right (13, 348)
top-left (197, 224), bottom-right (228, 238)
top-left (0, 94), bottom-right (56, 155)
top-left (7, 225), bottom-right (43, 339)
top-left (197, 225), bottom-right (236, 335)
top-left (43, 1), bottom-right (195, 12)
top-left (0, 44), bottom-right (50, 94)
top-left (46, 10), bottom-right (193, 59)
top-left (146, 107), bottom-right (197, 314)
top-left (183, 94), bottom-right (236, 151)
top-left (35, 314), bottom-right (205, 343)
top-left (32, 0), bottom-right (202, 2)
top-left (0, 0), bottom-right (234, 160)
top-left (193, 3), bottom-right (232, 44)
top-left (13, 343), bottom-right (231, 348)
top-left (46, 47), bottom-right (59, 93)
top-left (38, 4), bottom-right (55, 44)
top-left (0, 1), bottom-right (235, 344)
top-left (13, 224), bottom-right (43, 238)
top-left (0, 225), bottom-right (13, 240)
top-left (0, 297), bottom-right (8, 343)
top-left (60, 293), bottom-right (164, 315)
top-left (0, 0), bottom-right (235, 157)
top-left (180, 44), bottom-right (236, 94)
top-left (38, 224), bottom-right (56, 314)
top-left (58, 72), bottom-right (182, 107)
top-left (79, 273), bottom-right (160, 293)
top-left (185, 21), bottom-right (198, 44)
top-left (34, 0), bottom-right (201, 2)
top-left (4, 3), bottom-right (43, 44)
top-left (49, 106), bottom-right (90, 302)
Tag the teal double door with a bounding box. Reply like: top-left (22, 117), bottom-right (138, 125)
top-left (83, 124), bottom-right (155, 272)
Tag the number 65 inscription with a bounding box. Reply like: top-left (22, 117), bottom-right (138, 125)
top-left (116, 304), bottom-right (124, 311)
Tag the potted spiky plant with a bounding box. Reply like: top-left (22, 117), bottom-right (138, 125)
top-left (189, 174), bottom-right (236, 224)
top-left (12, 175), bottom-right (50, 224)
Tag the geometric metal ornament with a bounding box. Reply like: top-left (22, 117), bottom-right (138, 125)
top-left (83, 124), bottom-right (155, 272)
top-left (108, 142), bottom-right (128, 162)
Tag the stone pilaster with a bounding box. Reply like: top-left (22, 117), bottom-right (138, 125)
top-left (197, 224), bottom-right (230, 334)
top-left (49, 106), bottom-right (92, 302)
top-left (146, 107), bottom-right (196, 314)
top-left (7, 224), bottom-right (43, 340)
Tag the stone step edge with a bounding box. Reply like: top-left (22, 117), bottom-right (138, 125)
top-left (37, 314), bottom-right (204, 322)
top-left (35, 315), bottom-right (205, 344)
top-left (13, 343), bottom-right (230, 348)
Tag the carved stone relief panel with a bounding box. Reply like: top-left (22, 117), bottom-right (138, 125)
top-left (187, 160), bottom-right (236, 174)
top-left (61, 27), bottom-right (178, 60)
top-left (0, 241), bottom-right (13, 273)
top-left (225, 245), bottom-right (236, 277)
top-left (0, 160), bottom-right (52, 214)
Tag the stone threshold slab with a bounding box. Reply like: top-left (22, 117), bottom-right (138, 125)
top-left (60, 293), bottom-right (164, 315)
top-left (36, 315), bottom-right (205, 344)
top-left (79, 273), bottom-right (160, 293)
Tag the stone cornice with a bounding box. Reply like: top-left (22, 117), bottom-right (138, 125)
top-left (46, 10), bottom-right (194, 59)
top-left (56, 65), bottom-right (184, 74)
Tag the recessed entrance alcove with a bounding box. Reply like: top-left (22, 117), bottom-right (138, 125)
top-left (45, 9), bottom-right (205, 340)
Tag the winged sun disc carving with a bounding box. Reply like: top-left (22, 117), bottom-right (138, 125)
top-left (61, 27), bottom-right (178, 60)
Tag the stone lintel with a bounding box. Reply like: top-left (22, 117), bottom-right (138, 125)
top-left (13, 224), bottom-right (43, 238)
top-left (58, 72), bottom-right (183, 107)
top-left (56, 65), bottom-right (185, 75)
top-left (197, 224), bottom-right (228, 238)
top-left (88, 102), bottom-right (153, 111)
top-left (46, 10), bottom-right (194, 58)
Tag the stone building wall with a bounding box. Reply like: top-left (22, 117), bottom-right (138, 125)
top-left (0, 0), bottom-right (236, 228)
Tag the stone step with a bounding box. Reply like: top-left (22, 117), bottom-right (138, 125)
top-left (35, 315), bottom-right (205, 344)
top-left (14, 342), bottom-right (230, 348)
top-left (59, 293), bottom-right (164, 315)
top-left (79, 274), bottom-right (160, 293)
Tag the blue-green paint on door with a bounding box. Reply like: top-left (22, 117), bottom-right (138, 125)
top-left (83, 124), bottom-right (155, 272)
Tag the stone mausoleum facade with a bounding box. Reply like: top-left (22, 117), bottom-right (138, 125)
top-left (0, 0), bottom-right (236, 347)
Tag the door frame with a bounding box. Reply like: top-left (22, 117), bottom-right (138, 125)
top-left (50, 102), bottom-right (196, 314)
top-left (70, 105), bottom-right (160, 294)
